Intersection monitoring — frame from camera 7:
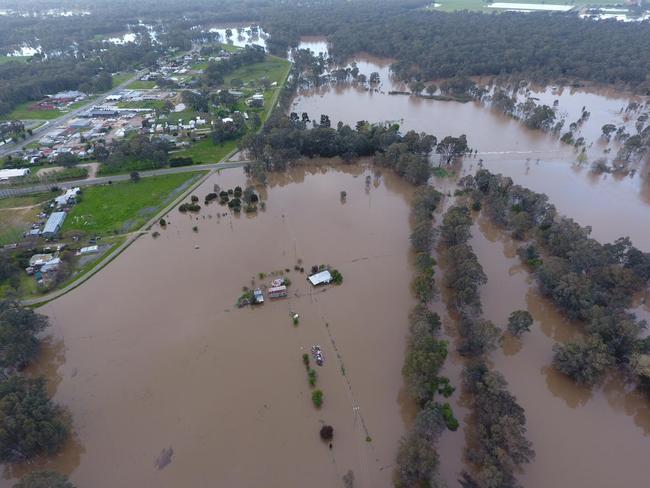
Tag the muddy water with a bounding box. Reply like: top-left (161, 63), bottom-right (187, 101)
top-left (2, 164), bottom-right (421, 487)
top-left (434, 215), bottom-right (650, 487)
top-left (291, 39), bottom-right (650, 250)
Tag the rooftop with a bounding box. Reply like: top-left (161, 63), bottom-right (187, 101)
top-left (308, 270), bottom-right (332, 286)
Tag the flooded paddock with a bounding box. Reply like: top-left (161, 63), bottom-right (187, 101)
top-left (2, 164), bottom-right (420, 488)
top-left (292, 39), bottom-right (650, 250)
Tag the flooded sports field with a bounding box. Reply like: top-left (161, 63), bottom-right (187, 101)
top-left (2, 163), bottom-right (419, 488)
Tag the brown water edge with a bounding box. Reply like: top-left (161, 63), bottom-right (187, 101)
top-left (436, 212), bottom-right (650, 488)
top-left (1, 161), bottom-right (425, 488)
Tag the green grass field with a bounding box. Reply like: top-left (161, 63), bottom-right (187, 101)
top-left (0, 192), bottom-right (52, 210)
top-left (111, 72), bottom-right (136, 88)
top-left (219, 43), bottom-right (243, 53)
top-left (224, 56), bottom-right (291, 87)
top-left (0, 101), bottom-right (64, 121)
top-left (63, 172), bottom-right (203, 235)
top-left (172, 138), bottom-right (238, 164)
top-left (0, 55), bottom-right (30, 65)
top-left (127, 80), bottom-right (157, 89)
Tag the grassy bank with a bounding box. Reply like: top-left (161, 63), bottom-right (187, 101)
top-left (63, 172), bottom-right (203, 236)
top-left (171, 138), bottom-right (238, 164)
top-left (126, 80), bottom-right (157, 89)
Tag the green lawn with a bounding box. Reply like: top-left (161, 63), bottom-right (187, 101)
top-left (219, 43), bottom-right (243, 53)
top-left (0, 55), bottom-right (30, 65)
top-left (111, 72), bottom-right (136, 88)
top-left (167, 108), bottom-right (202, 123)
top-left (0, 101), bottom-right (64, 121)
top-left (127, 80), bottom-right (157, 89)
top-left (0, 96), bottom-right (96, 121)
top-left (224, 56), bottom-right (291, 87)
top-left (0, 192), bottom-right (52, 210)
top-left (172, 138), bottom-right (238, 164)
top-left (63, 172), bottom-right (203, 235)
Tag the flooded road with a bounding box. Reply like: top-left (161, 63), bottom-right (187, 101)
top-left (292, 39), bottom-right (650, 250)
top-left (2, 164), bottom-right (419, 487)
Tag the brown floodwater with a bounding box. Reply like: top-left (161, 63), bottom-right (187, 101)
top-left (2, 163), bottom-right (423, 488)
top-left (292, 39), bottom-right (650, 250)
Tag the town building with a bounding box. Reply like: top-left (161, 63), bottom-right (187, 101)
top-left (0, 168), bottom-right (30, 181)
top-left (54, 187), bottom-right (80, 207)
top-left (43, 211), bottom-right (67, 237)
top-left (268, 285), bottom-right (288, 298)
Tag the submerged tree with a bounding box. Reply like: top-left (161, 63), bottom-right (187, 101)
top-left (507, 310), bottom-right (533, 336)
top-left (0, 376), bottom-right (70, 462)
top-left (13, 471), bottom-right (75, 488)
top-left (552, 336), bottom-right (614, 386)
top-left (0, 299), bottom-right (48, 372)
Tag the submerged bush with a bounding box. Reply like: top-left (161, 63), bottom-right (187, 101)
top-left (311, 389), bottom-right (324, 408)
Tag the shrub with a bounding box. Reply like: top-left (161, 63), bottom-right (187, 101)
top-left (440, 402), bottom-right (459, 431)
top-left (159, 218), bottom-right (166, 227)
top-left (169, 157), bottom-right (193, 167)
top-left (302, 353), bottom-right (310, 367)
top-left (191, 195), bottom-right (199, 203)
top-left (331, 269), bottom-right (343, 285)
top-left (308, 368), bottom-right (317, 387)
top-left (320, 425), bottom-right (334, 441)
top-left (311, 390), bottom-right (324, 408)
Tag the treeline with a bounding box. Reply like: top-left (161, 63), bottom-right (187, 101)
top-left (0, 43), bottom-right (159, 116)
top-left (95, 134), bottom-right (170, 174)
top-left (439, 204), bottom-right (534, 487)
top-left (262, 1), bottom-right (650, 91)
top-left (244, 112), bottom-right (467, 185)
top-left (461, 170), bottom-right (650, 387)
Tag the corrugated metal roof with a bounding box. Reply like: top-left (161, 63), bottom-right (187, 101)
top-left (308, 270), bottom-right (332, 286)
top-left (43, 211), bottom-right (66, 235)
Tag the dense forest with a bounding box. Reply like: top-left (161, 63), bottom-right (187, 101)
top-left (263, 2), bottom-right (650, 91)
top-left (2, 0), bottom-right (649, 104)
top-left (0, 43), bottom-right (159, 116)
